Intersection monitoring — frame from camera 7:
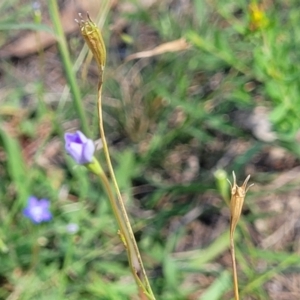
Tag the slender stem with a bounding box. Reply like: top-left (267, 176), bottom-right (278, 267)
top-left (48, 0), bottom-right (89, 135)
top-left (97, 72), bottom-right (156, 300)
top-left (230, 231), bottom-right (239, 300)
top-left (97, 169), bottom-right (151, 298)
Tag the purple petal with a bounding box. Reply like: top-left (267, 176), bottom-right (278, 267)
top-left (68, 142), bottom-right (84, 164)
top-left (75, 131), bottom-right (88, 143)
top-left (64, 132), bottom-right (76, 144)
top-left (64, 131), bottom-right (95, 164)
top-left (82, 139), bottom-right (95, 163)
top-left (39, 210), bottom-right (52, 222)
top-left (39, 199), bottom-right (50, 209)
top-left (27, 196), bottom-right (39, 206)
top-left (23, 207), bottom-right (32, 219)
top-left (23, 196), bottom-right (52, 224)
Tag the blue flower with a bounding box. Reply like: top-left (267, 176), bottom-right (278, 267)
top-left (64, 131), bottom-right (95, 165)
top-left (23, 196), bottom-right (52, 224)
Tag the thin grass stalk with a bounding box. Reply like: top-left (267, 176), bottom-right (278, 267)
top-left (94, 158), bottom-right (151, 299)
top-left (97, 78), bottom-right (156, 300)
top-left (48, 0), bottom-right (89, 135)
top-left (230, 231), bottom-right (239, 300)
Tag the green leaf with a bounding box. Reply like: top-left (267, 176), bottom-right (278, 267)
top-left (0, 23), bottom-right (54, 33)
top-left (199, 271), bottom-right (231, 300)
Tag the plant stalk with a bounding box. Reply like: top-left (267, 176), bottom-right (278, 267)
top-left (97, 75), bottom-right (156, 299)
top-left (230, 231), bottom-right (239, 300)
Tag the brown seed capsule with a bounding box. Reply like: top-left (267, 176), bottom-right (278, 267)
top-left (228, 171), bottom-right (253, 235)
top-left (76, 13), bottom-right (106, 70)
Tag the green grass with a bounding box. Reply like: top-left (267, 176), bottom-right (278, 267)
top-left (0, 0), bottom-right (300, 299)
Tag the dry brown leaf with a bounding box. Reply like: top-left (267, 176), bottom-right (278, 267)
top-left (125, 38), bottom-right (190, 62)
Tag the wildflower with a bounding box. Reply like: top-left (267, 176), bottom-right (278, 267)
top-left (249, 3), bottom-right (269, 31)
top-left (64, 131), bottom-right (95, 164)
top-left (23, 196), bottom-right (52, 224)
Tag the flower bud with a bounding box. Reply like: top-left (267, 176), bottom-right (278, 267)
top-left (64, 130), bottom-right (95, 164)
top-left (77, 13), bottom-right (106, 70)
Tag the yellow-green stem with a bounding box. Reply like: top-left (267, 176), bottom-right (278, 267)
top-left (87, 159), bottom-right (144, 290)
top-left (96, 169), bottom-right (144, 290)
top-left (230, 231), bottom-right (239, 300)
top-left (97, 73), bottom-right (156, 300)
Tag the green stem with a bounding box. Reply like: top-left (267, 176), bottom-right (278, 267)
top-left (88, 158), bottom-right (153, 299)
top-left (48, 0), bottom-right (89, 136)
top-left (97, 75), bottom-right (156, 300)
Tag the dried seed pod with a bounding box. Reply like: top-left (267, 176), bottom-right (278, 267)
top-left (76, 13), bottom-right (106, 70)
top-left (228, 171), bottom-right (253, 300)
top-left (228, 171), bottom-right (253, 235)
